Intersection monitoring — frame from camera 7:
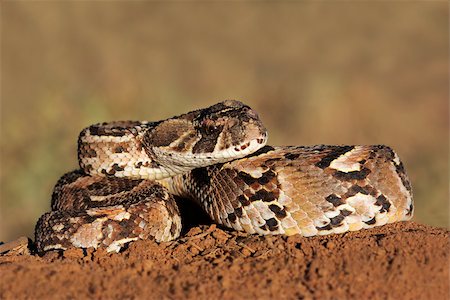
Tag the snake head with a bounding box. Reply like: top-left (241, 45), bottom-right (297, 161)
top-left (144, 100), bottom-right (268, 168)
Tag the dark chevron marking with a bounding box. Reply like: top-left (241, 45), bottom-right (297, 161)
top-left (334, 168), bottom-right (371, 181)
top-left (315, 146), bottom-right (354, 169)
top-left (325, 194), bottom-right (345, 207)
top-left (375, 194), bottom-right (391, 213)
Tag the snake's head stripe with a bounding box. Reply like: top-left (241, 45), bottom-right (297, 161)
top-left (143, 100), bottom-right (268, 168)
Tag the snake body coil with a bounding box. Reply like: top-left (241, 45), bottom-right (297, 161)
top-left (35, 101), bottom-right (413, 253)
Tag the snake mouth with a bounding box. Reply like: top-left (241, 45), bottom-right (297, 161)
top-left (213, 132), bottom-right (268, 162)
top-left (152, 132), bottom-right (268, 169)
top-left (223, 132), bottom-right (268, 159)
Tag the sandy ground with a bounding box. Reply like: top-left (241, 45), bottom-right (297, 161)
top-left (0, 221), bottom-right (448, 300)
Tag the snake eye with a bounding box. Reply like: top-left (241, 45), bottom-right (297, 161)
top-left (206, 125), bottom-right (218, 134)
top-left (201, 119), bottom-right (218, 133)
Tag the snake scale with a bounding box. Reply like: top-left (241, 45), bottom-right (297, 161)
top-left (35, 100), bottom-right (413, 253)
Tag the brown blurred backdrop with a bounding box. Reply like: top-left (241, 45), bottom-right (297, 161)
top-left (1, 2), bottom-right (448, 242)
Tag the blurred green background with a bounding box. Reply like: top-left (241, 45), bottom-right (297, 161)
top-left (1, 2), bottom-right (448, 242)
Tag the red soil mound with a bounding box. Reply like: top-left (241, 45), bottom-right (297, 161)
top-left (0, 222), bottom-right (448, 299)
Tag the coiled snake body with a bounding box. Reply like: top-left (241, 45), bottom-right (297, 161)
top-left (35, 101), bottom-right (413, 252)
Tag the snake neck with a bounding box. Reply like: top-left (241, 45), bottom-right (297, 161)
top-left (157, 175), bottom-right (192, 199)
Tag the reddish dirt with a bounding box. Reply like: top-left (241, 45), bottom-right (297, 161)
top-left (0, 222), bottom-right (448, 300)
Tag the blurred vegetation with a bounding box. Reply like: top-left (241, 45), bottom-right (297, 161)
top-left (1, 2), bottom-right (448, 241)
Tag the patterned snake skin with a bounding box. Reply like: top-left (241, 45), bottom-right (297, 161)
top-left (35, 100), bottom-right (413, 252)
